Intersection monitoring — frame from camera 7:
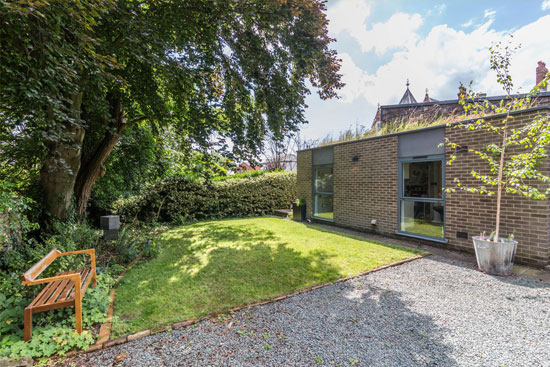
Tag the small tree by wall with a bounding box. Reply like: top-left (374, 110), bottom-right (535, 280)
top-left (446, 38), bottom-right (550, 242)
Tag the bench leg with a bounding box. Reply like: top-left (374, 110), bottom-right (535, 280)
top-left (92, 272), bottom-right (97, 289)
top-left (75, 297), bottom-right (83, 334)
top-left (24, 308), bottom-right (32, 342)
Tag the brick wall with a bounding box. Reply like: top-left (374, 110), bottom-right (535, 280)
top-left (296, 150), bottom-right (312, 218)
top-left (297, 107), bottom-right (550, 268)
top-left (333, 137), bottom-right (398, 233)
top-left (445, 109), bottom-right (550, 267)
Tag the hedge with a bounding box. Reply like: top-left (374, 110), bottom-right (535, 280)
top-left (113, 171), bottom-right (297, 223)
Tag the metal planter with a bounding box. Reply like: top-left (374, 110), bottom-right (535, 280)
top-left (292, 203), bottom-right (306, 222)
top-left (472, 236), bottom-right (518, 276)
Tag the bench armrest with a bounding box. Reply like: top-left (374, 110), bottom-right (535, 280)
top-left (57, 249), bottom-right (96, 275)
top-left (21, 249), bottom-right (96, 286)
top-left (20, 249), bottom-right (61, 283)
top-left (22, 272), bottom-right (81, 286)
top-left (57, 249), bottom-right (95, 258)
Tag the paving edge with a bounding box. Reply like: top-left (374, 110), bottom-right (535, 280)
top-left (65, 253), bottom-right (431, 358)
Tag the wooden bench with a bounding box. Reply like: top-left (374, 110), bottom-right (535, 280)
top-left (20, 248), bottom-right (97, 341)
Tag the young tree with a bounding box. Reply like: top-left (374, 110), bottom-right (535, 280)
top-left (263, 133), bottom-right (299, 171)
top-left (1, 0), bottom-right (343, 219)
top-left (447, 39), bottom-right (550, 242)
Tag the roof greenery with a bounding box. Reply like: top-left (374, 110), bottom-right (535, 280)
top-left (317, 95), bottom-right (545, 148)
top-left (318, 113), bottom-right (474, 147)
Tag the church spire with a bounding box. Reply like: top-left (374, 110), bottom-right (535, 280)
top-left (399, 79), bottom-right (417, 104)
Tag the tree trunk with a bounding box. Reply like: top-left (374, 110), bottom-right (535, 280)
top-left (40, 92), bottom-right (85, 220)
top-left (74, 126), bottom-right (123, 215)
top-left (74, 95), bottom-right (145, 215)
top-left (494, 114), bottom-right (509, 242)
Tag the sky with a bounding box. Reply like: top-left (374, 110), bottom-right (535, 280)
top-left (300, 0), bottom-right (550, 141)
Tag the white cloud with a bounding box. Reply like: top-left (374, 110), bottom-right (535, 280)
top-left (333, 15), bottom-right (550, 108)
top-left (360, 13), bottom-right (424, 55)
top-left (304, 5), bottom-right (550, 140)
top-left (427, 4), bottom-right (446, 16)
top-left (497, 15), bottom-right (550, 91)
top-left (327, 1), bottom-right (423, 56)
top-left (484, 9), bottom-right (496, 18)
top-left (336, 53), bottom-right (374, 103)
top-left (543, 0), bottom-right (550, 10)
top-left (327, 1), bottom-right (371, 41)
top-left (461, 19), bottom-right (474, 28)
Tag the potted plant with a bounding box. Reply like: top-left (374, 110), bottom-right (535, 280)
top-left (292, 198), bottom-right (306, 221)
top-left (447, 39), bottom-right (550, 275)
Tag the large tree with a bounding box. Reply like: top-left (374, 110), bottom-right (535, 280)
top-left (0, 0), bottom-right (342, 219)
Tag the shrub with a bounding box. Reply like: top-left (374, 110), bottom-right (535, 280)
top-left (111, 225), bottom-right (161, 263)
top-left (114, 171), bottom-right (297, 223)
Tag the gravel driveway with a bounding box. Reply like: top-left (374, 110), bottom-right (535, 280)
top-left (61, 256), bottom-right (550, 367)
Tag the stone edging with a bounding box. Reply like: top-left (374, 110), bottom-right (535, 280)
top-left (94, 258), bottom-right (141, 345)
top-left (66, 253), bottom-right (431, 357)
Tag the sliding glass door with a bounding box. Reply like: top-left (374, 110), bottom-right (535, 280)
top-left (398, 157), bottom-right (445, 240)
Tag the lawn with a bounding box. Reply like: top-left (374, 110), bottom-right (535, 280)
top-left (111, 217), bottom-right (425, 336)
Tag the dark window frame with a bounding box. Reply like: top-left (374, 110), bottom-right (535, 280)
top-left (312, 164), bottom-right (334, 222)
top-left (397, 155), bottom-right (446, 242)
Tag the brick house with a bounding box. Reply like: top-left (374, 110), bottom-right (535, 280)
top-left (297, 63), bottom-right (550, 269)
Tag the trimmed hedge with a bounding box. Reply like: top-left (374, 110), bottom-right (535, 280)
top-left (113, 171), bottom-right (297, 223)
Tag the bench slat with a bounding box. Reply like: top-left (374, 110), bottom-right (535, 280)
top-left (30, 278), bottom-right (70, 308)
top-left (30, 299), bottom-right (75, 313)
top-left (27, 268), bottom-right (92, 309)
top-left (80, 269), bottom-right (92, 296)
top-left (57, 270), bottom-right (81, 302)
top-left (78, 268), bottom-right (92, 298)
top-left (44, 278), bottom-right (72, 306)
top-left (66, 268), bottom-right (88, 300)
top-left (33, 281), bottom-right (58, 306)
top-left (29, 283), bottom-right (55, 308)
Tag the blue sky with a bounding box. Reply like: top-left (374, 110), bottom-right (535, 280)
top-left (300, 0), bottom-right (550, 141)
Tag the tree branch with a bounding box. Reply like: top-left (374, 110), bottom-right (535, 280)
top-left (124, 115), bottom-right (147, 128)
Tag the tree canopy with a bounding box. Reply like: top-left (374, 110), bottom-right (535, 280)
top-left (0, 0), bottom-right (343, 219)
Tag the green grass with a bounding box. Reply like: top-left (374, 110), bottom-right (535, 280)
top-left (111, 217), bottom-right (425, 336)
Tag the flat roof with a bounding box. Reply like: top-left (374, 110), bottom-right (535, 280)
top-left (380, 91), bottom-right (550, 109)
top-left (297, 105), bottom-right (550, 153)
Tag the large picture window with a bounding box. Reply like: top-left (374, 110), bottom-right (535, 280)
top-left (313, 165), bottom-right (333, 220)
top-left (399, 157), bottom-right (444, 240)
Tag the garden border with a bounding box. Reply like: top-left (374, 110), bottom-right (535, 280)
top-left (95, 258), bottom-right (141, 345)
top-left (65, 252), bottom-right (431, 357)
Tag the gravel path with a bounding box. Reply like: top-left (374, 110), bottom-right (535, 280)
top-left (60, 256), bottom-right (550, 367)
